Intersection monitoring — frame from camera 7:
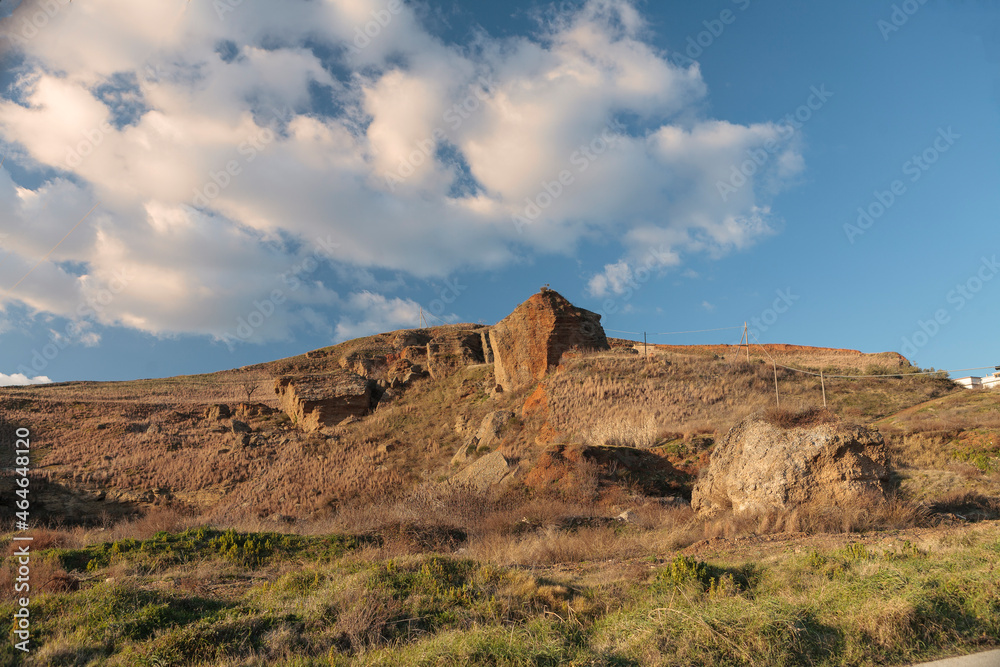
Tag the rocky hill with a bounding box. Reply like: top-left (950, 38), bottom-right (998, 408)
top-left (0, 288), bottom-right (992, 528)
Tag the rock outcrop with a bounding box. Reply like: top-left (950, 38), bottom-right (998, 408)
top-left (451, 410), bottom-right (514, 465)
top-left (339, 352), bottom-right (387, 379)
top-left (451, 451), bottom-right (518, 491)
top-left (426, 329), bottom-right (487, 379)
top-left (691, 415), bottom-right (890, 516)
top-left (274, 371), bottom-right (375, 433)
top-left (385, 358), bottom-right (428, 388)
top-left (490, 289), bottom-right (609, 392)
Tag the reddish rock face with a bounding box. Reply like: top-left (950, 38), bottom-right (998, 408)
top-left (274, 371), bottom-right (375, 432)
top-left (489, 289), bottom-right (609, 392)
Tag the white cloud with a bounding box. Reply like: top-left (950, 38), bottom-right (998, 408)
top-left (334, 291), bottom-right (446, 342)
top-left (0, 372), bottom-right (51, 386)
top-left (0, 0), bottom-right (804, 343)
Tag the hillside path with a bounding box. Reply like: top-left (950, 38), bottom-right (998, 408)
top-left (910, 649), bottom-right (1000, 666)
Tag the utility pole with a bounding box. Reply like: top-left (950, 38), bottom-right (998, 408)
top-left (820, 369), bottom-right (827, 408)
top-left (419, 307), bottom-right (425, 328)
top-left (739, 322), bottom-right (750, 362)
top-left (773, 360), bottom-right (780, 407)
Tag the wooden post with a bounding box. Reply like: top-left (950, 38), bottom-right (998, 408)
top-left (820, 369), bottom-right (827, 408)
top-left (644, 332), bottom-right (647, 362)
top-left (773, 360), bottom-right (780, 407)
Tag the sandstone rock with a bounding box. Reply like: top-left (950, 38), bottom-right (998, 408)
top-left (690, 415), bottom-right (890, 517)
top-left (451, 451), bottom-right (517, 491)
top-left (235, 402), bottom-right (276, 418)
top-left (389, 330), bottom-right (433, 349)
top-left (426, 329), bottom-right (487, 378)
top-left (489, 289), bottom-right (610, 392)
top-left (477, 410), bottom-right (514, 448)
top-left (339, 351), bottom-right (387, 378)
top-left (205, 404), bottom-right (231, 420)
top-left (450, 410), bottom-right (514, 466)
top-left (374, 387), bottom-right (399, 411)
top-left (454, 415), bottom-right (472, 435)
top-left (274, 371), bottom-right (375, 433)
top-left (386, 358), bottom-right (429, 388)
top-left (481, 329), bottom-right (494, 364)
top-left (450, 441), bottom-right (478, 466)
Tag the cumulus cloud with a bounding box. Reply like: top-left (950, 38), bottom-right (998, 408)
top-left (0, 0), bottom-right (803, 343)
top-left (0, 372), bottom-right (51, 386)
top-left (333, 291), bottom-right (457, 342)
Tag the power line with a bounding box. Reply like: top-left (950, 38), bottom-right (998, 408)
top-left (605, 325), bottom-right (745, 336)
top-left (611, 320), bottom-right (995, 381)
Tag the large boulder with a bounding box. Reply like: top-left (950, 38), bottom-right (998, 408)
top-left (451, 451), bottom-right (518, 491)
top-left (274, 371), bottom-right (375, 432)
top-left (489, 289), bottom-right (609, 393)
top-left (691, 415), bottom-right (890, 516)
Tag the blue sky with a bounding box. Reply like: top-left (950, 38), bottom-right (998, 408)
top-left (0, 0), bottom-right (998, 384)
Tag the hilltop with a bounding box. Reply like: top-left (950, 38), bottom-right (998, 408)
top-left (1, 289), bottom-right (999, 666)
top-left (0, 289), bottom-right (990, 527)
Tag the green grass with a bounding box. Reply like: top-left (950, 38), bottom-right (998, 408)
top-left (3, 526), bottom-right (999, 666)
top-left (49, 527), bottom-right (377, 573)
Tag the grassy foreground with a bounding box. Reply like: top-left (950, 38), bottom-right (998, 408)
top-left (3, 523), bottom-right (999, 666)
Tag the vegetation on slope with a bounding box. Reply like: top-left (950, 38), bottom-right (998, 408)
top-left (2, 518), bottom-right (999, 666)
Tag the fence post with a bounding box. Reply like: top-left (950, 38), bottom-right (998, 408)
top-left (820, 369), bottom-right (827, 408)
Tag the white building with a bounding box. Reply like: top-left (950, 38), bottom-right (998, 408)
top-left (956, 373), bottom-right (1000, 390)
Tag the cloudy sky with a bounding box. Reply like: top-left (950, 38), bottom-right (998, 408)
top-left (0, 0), bottom-right (998, 383)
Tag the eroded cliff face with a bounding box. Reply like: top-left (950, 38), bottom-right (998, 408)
top-left (274, 371), bottom-right (375, 432)
top-left (489, 289), bottom-right (609, 393)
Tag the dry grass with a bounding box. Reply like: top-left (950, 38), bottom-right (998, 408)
top-left (544, 350), bottom-right (955, 446)
top-left (761, 406), bottom-right (839, 429)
